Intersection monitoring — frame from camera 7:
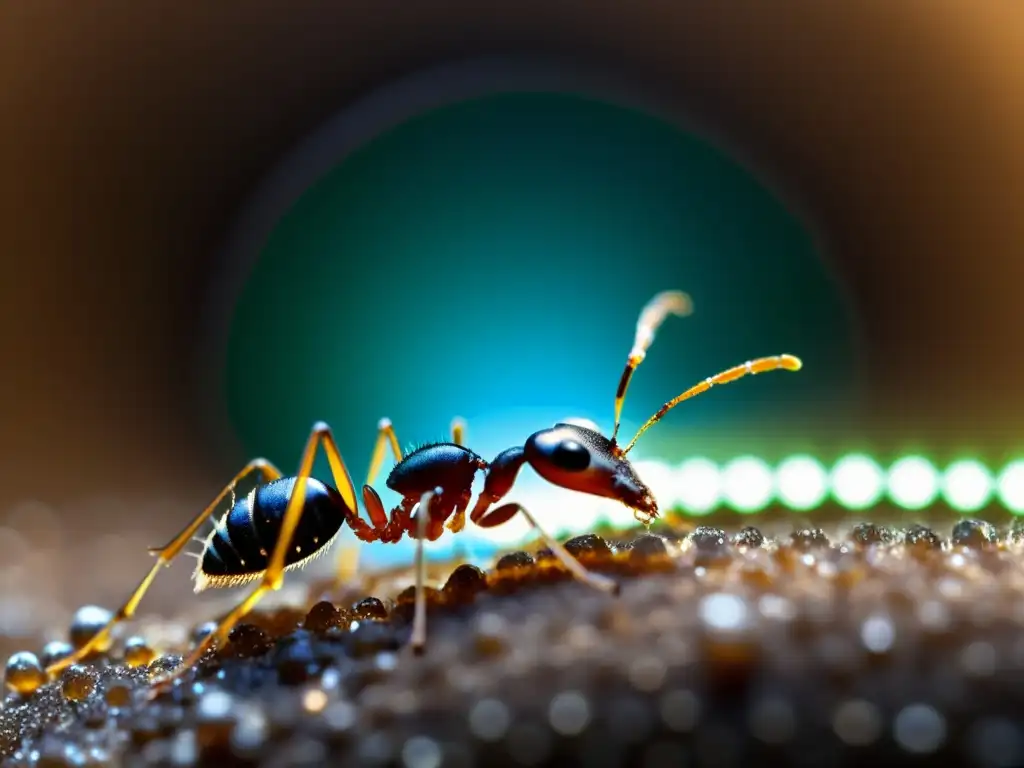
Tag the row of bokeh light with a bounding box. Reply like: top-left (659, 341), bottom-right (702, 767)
top-left (630, 455), bottom-right (1024, 515)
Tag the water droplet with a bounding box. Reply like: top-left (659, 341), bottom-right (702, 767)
top-left (628, 655), bottom-right (667, 692)
top-left (495, 551), bottom-right (534, 571)
top-left (833, 699), bottom-right (882, 746)
top-left (352, 597), bottom-right (388, 621)
top-left (789, 529), bottom-right (830, 550)
top-left (951, 519), bottom-right (997, 549)
top-left (548, 690), bottom-right (591, 736)
top-left (39, 640), bottom-right (72, 668)
top-left (962, 641), bottom-right (997, 677)
top-left (893, 704), bottom-right (946, 754)
top-left (323, 700), bottom-right (357, 734)
top-left (104, 680), bottom-right (132, 708)
top-left (60, 664), bottom-right (97, 701)
top-left (304, 601), bottom-right (344, 633)
top-left (4, 651), bottom-right (45, 695)
top-left (401, 736), bottom-right (442, 768)
top-left (69, 605), bottom-right (113, 650)
top-left (699, 593), bottom-right (749, 632)
top-left (197, 689), bottom-right (234, 721)
top-left (860, 615), bottom-right (895, 654)
top-left (302, 687), bottom-right (328, 714)
top-left (468, 698), bottom-right (511, 742)
top-left (230, 707), bottom-right (268, 753)
top-left (731, 527), bottom-right (764, 548)
top-left (758, 594), bottom-right (797, 622)
top-left (630, 533), bottom-right (668, 559)
top-left (169, 730), bottom-right (198, 766)
top-left (904, 524), bottom-right (942, 550)
top-left (851, 523), bottom-right (892, 547)
top-left (124, 636), bottom-right (156, 668)
top-left (564, 534), bottom-right (612, 558)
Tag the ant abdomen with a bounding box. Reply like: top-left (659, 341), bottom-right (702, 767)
top-left (197, 477), bottom-right (347, 591)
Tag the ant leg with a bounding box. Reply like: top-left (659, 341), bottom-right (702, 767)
top-left (410, 489), bottom-right (439, 654)
top-left (366, 418), bottom-right (403, 486)
top-left (468, 447), bottom-right (527, 525)
top-left (451, 417), bottom-right (467, 446)
top-left (330, 486), bottom-right (388, 594)
top-left (152, 423), bottom-right (361, 691)
top-left (341, 417), bottom-right (468, 573)
top-left (475, 501), bottom-right (620, 595)
top-left (46, 458), bottom-right (282, 677)
top-left (440, 418), bottom-right (470, 533)
top-left (366, 416), bottom-right (467, 485)
top-left (333, 417), bottom-right (410, 588)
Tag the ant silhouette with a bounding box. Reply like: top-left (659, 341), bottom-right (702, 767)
top-left (45, 289), bottom-right (801, 690)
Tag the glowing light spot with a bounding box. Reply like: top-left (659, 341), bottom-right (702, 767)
top-left (302, 688), bottom-right (328, 714)
top-left (997, 460), bottom-right (1024, 513)
top-left (674, 458), bottom-right (722, 515)
top-left (455, 454), bottom-right (1024, 553)
top-left (721, 456), bottom-right (774, 513)
top-left (888, 456), bottom-right (939, 510)
top-left (942, 460), bottom-right (993, 512)
top-left (775, 455), bottom-right (828, 511)
top-left (699, 592), bottom-right (750, 631)
top-left (830, 454), bottom-right (885, 510)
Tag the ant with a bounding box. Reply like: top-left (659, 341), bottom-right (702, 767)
top-left (44, 289), bottom-right (801, 690)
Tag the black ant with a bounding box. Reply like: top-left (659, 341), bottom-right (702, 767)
top-left (44, 290), bottom-right (801, 690)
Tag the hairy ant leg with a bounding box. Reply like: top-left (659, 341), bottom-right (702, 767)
top-left (46, 458), bottom-right (283, 677)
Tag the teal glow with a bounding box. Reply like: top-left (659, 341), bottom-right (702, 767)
top-left (224, 92), bottom-right (858, 492)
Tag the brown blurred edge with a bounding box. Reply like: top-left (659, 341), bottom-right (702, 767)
top-left (0, 0), bottom-right (1022, 537)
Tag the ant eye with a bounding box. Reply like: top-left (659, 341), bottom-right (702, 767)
top-left (550, 440), bottom-right (590, 472)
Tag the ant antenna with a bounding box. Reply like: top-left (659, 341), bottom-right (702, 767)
top-left (611, 290), bottom-right (692, 444)
top-left (621, 354), bottom-right (803, 455)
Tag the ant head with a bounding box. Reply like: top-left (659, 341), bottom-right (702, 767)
top-left (524, 423), bottom-right (658, 522)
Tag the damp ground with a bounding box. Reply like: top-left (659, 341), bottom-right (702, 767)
top-left (4, 516), bottom-right (1024, 767)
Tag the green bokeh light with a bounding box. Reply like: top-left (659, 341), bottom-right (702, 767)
top-left (776, 455), bottom-right (829, 511)
top-left (997, 460), bottom-right (1024, 512)
top-left (829, 454), bottom-right (886, 510)
top-left (721, 456), bottom-right (775, 513)
top-left (646, 455), bottom-right (1020, 515)
top-left (942, 459), bottom-right (993, 512)
top-left (887, 455), bottom-right (940, 510)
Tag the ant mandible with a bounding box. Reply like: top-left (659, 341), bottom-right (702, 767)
top-left (44, 289), bottom-right (802, 690)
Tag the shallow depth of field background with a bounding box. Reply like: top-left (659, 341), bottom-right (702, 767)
top-left (1, 1), bottom-right (1023, 651)
top-left (220, 89), bottom-right (858, 550)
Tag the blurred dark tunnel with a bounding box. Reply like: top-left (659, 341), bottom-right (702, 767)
top-left (1, 1), bottom-right (1023, 627)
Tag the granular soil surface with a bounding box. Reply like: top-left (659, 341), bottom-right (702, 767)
top-left (4, 516), bottom-right (1024, 768)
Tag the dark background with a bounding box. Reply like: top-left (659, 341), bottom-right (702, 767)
top-left (1, 1), bottom-right (1023, 638)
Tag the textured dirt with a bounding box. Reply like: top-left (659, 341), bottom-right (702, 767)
top-left (4, 515), bottom-right (1024, 767)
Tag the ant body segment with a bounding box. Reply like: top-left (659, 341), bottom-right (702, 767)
top-left (44, 290), bottom-right (802, 691)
